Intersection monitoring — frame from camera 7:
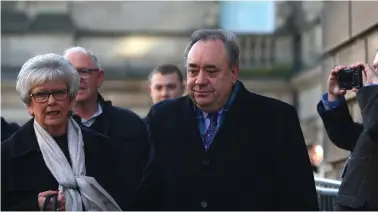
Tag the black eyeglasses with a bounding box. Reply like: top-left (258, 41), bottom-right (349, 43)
top-left (30, 89), bottom-right (69, 103)
top-left (77, 68), bottom-right (99, 79)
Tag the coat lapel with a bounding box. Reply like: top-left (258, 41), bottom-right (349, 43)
top-left (181, 96), bottom-right (207, 154)
top-left (178, 82), bottom-right (259, 153)
top-left (209, 83), bottom-right (258, 151)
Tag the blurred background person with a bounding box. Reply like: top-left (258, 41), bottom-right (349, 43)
top-left (63, 47), bottom-right (149, 145)
top-left (2, 54), bottom-right (142, 211)
top-left (148, 64), bottom-right (185, 105)
top-left (307, 143), bottom-right (324, 177)
top-left (1, 117), bottom-right (20, 141)
top-left (144, 64), bottom-right (185, 123)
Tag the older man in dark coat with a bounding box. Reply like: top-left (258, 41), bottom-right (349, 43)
top-left (131, 29), bottom-right (318, 211)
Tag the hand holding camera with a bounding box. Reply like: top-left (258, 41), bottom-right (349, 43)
top-left (327, 65), bottom-right (348, 101)
top-left (349, 62), bottom-right (378, 85)
top-left (328, 63), bottom-right (378, 101)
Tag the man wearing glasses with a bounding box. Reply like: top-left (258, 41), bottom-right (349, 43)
top-left (63, 47), bottom-right (149, 149)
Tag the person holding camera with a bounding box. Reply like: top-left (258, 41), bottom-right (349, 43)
top-left (317, 57), bottom-right (378, 210)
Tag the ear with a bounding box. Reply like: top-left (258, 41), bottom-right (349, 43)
top-left (27, 105), bottom-right (34, 116)
top-left (69, 98), bottom-right (76, 110)
top-left (231, 65), bottom-right (239, 84)
top-left (97, 69), bottom-right (105, 88)
top-left (148, 85), bottom-right (152, 96)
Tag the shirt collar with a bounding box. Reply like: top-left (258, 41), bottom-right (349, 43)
top-left (81, 103), bottom-right (103, 123)
top-left (202, 109), bottom-right (224, 119)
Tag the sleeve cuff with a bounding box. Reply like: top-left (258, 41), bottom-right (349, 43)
top-left (366, 84), bottom-right (378, 87)
top-left (321, 93), bottom-right (346, 111)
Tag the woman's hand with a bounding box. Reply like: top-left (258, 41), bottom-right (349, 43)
top-left (57, 191), bottom-right (66, 211)
top-left (38, 190), bottom-right (65, 211)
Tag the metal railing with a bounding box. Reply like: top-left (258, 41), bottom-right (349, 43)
top-left (315, 177), bottom-right (341, 211)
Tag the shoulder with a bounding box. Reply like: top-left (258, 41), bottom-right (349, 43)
top-left (1, 117), bottom-right (20, 133)
top-left (2, 137), bottom-right (12, 156)
top-left (2, 119), bottom-right (35, 158)
top-left (81, 126), bottom-right (121, 147)
top-left (110, 105), bottom-right (143, 120)
top-left (150, 96), bottom-right (188, 116)
top-left (81, 126), bottom-right (111, 140)
top-left (106, 105), bottom-right (145, 127)
top-left (245, 91), bottom-right (297, 116)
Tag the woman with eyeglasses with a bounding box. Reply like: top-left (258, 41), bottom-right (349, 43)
top-left (1, 54), bottom-right (131, 211)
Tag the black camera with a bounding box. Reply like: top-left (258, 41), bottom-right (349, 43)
top-left (337, 66), bottom-right (364, 90)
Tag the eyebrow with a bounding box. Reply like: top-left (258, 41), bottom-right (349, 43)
top-left (187, 63), bottom-right (219, 69)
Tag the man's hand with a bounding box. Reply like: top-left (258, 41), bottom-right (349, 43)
top-left (350, 62), bottom-right (378, 85)
top-left (328, 65), bottom-right (347, 101)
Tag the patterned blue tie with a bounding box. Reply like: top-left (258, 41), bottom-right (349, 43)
top-left (203, 112), bottom-right (219, 150)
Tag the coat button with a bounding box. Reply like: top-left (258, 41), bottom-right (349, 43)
top-left (202, 159), bottom-right (209, 166)
top-left (200, 201), bottom-right (208, 208)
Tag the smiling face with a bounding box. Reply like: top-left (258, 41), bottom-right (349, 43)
top-left (28, 79), bottom-right (73, 135)
top-left (186, 39), bottom-right (238, 113)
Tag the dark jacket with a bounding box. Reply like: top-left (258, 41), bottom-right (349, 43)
top-left (1, 118), bottom-right (149, 211)
top-left (73, 94), bottom-right (148, 144)
top-left (132, 82), bottom-right (319, 211)
top-left (326, 86), bottom-right (378, 210)
top-left (1, 117), bottom-right (20, 142)
top-left (317, 99), bottom-right (363, 179)
top-left (317, 100), bottom-right (362, 152)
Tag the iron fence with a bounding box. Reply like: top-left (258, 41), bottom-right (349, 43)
top-left (314, 177), bottom-right (341, 211)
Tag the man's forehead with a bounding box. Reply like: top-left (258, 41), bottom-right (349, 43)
top-left (151, 73), bottom-right (180, 84)
top-left (187, 40), bottom-right (227, 67)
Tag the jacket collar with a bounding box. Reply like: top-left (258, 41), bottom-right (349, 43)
top-left (7, 118), bottom-right (94, 158)
top-left (72, 93), bottom-right (112, 135)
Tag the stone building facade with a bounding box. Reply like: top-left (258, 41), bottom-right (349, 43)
top-left (1, 1), bottom-right (219, 79)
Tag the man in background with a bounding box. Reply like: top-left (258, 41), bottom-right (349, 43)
top-left (307, 144), bottom-right (323, 177)
top-left (63, 46), bottom-right (148, 144)
top-left (63, 47), bottom-right (150, 208)
top-left (144, 64), bottom-right (185, 123)
top-left (148, 64), bottom-right (185, 104)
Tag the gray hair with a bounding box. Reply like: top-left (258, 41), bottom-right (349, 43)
top-left (63, 46), bottom-right (101, 68)
top-left (16, 53), bottom-right (80, 106)
top-left (183, 29), bottom-right (240, 68)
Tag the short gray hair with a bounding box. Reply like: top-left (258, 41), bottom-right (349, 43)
top-left (63, 46), bottom-right (101, 68)
top-left (183, 29), bottom-right (240, 68)
top-left (16, 53), bottom-right (80, 106)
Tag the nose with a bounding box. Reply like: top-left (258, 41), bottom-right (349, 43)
top-left (47, 93), bottom-right (57, 105)
top-left (195, 70), bottom-right (207, 85)
top-left (161, 87), bottom-right (169, 98)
